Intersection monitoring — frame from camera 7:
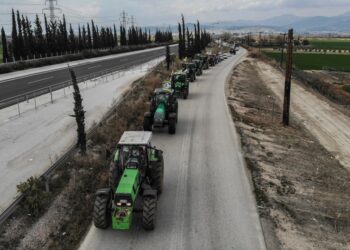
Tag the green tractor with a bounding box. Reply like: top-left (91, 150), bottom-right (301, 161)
top-left (143, 87), bottom-right (178, 134)
top-left (93, 131), bottom-right (164, 231)
top-left (182, 62), bottom-right (197, 82)
top-left (170, 71), bottom-right (189, 99)
top-left (195, 54), bottom-right (209, 70)
top-left (192, 59), bottom-right (203, 76)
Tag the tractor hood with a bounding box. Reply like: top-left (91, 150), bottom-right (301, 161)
top-left (154, 102), bottom-right (166, 126)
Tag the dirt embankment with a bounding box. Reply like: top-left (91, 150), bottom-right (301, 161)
top-left (227, 59), bottom-right (350, 249)
top-left (0, 59), bottom-right (180, 250)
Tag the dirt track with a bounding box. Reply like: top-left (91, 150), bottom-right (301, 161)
top-left (254, 60), bottom-right (350, 170)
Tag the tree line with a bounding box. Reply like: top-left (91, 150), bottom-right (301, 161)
top-left (1, 9), bottom-right (173, 63)
top-left (178, 14), bottom-right (211, 59)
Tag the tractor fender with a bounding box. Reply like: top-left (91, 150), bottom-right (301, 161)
top-left (143, 189), bottom-right (158, 198)
top-left (96, 188), bottom-right (112, 197)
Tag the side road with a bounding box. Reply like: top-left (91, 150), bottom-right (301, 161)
top-left (254, 59), bottom-right (350, 170)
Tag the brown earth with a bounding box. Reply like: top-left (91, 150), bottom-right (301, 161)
top-left (227, 59), bottom-right (350, 250)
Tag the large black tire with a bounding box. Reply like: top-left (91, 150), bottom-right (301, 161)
top-left (168, 114), bottom-right (176, 134)
top-left (142, 196), bottom-right (157, 230)
top-left (143, 113), bottom-right (152, 131)
top-left (151, 156), bottom-right (164, 194)
top-left (93, 195), bottom-right (110, 229)
top-left (184, 90), bottom-right (188, 99)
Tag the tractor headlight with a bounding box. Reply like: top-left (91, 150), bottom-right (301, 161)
top-left (126, 202), bottom-right (132, 207)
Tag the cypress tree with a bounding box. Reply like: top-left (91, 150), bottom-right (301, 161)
top-left (68, 24), bottom-right (76, 52)
top-left (87, 23), bottom-right (92, 49)
top-left (16, 11), bottom-right (25, 59)
top-left (62, 15), bottom-right (68, 52)
top-left (166, 44), bottom-right (170, 70)
top-left (21, 15), bottom-right (29, 59)
top-left (78, 25), bottom-right (82, 51)
top-left (69, 67), bottom-right (86, 154)
top-left (11, 9), bottom-right (19, 60)
top-left (113, 24), bottom-right (118, 47)
top-left (26, 17), bottom-right (35, 58)
top-left (1, 27), bottom-right (9, 63)
top-left (82, 25), bottom-right (87, 50)
top-left (178, 23), bottom-right (183, 59)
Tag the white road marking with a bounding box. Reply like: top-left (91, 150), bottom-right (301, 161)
top-left (28, 76), bottom-right (54, 85)
top-left (88, 65), bottom-right (102, 70)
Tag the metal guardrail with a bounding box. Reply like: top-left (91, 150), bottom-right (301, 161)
top-left (0, 57), bottom-right (165, 226)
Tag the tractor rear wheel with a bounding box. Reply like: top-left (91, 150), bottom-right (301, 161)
top-left (143, 113), bottom-right (152, 131)
top-left (142, 196), bottom-right (157, 230)
top-left (93, 195), bottom-right (110, 229)
top-left (168, 114), bottom-right (176, 134)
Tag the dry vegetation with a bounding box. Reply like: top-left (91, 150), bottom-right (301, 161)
top-left (0, 59), bottom-right (179, 250)
top-left (227, 59), bottom-right (350, 249)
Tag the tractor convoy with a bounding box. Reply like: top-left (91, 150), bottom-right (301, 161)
top-left (93, 49), bottom-right (235, 231)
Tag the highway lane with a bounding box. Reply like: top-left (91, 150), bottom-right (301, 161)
top-left (0, 45), bottom-right (178, 101)
top-left (79, 49), bottom-right (266, 250)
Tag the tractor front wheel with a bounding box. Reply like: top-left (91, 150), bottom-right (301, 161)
top-left (142, 196), bottom-right (157, 230)
top-left (93, 195), bottom-right (110, 229)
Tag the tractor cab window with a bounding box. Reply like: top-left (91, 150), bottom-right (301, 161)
top-left (119, 145), bottom-right (147, 174)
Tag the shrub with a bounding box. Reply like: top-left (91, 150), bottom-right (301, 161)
top-left (17, 177), bottom-right (50, 217)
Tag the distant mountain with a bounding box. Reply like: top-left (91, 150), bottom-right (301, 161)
top-left (201, 12), bottom-right (350, 34)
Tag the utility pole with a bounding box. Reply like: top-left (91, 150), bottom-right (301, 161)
top-left (280, 33), bottom-right (286, 67)
top-left (43, 0), bottom-right (61, 23)
top-left (282, 29), bottom-right (294, 126)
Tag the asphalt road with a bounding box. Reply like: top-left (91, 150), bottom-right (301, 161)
top-left (0, 45), bottom-right (178, 101)
top-left (79, 49), bottom-right (266, 250)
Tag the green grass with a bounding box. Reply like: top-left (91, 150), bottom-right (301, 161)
top-left (264, 52), bottom-right (350, 72)
top-left (309, 38), bottom-right (350, 50)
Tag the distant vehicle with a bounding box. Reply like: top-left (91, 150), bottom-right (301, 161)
top-left (182, 62), bottom-right (197, 82)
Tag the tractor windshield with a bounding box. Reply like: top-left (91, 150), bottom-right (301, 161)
top-left (118, 145), bottom-right (147, 173)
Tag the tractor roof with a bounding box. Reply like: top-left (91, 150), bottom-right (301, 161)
top-left (173, 70), bottom-right (186, 75)
top-left (154, 87), bottom-right (174, 95)
top-left (118, 131), bottom-right (152, 145)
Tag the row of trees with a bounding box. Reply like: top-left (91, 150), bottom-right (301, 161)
top-left (1, 9), bottom-right (174, 63)
top-left (178, 15), bottom-right (211, 59)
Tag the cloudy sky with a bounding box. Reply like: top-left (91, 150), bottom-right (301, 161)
top-left (1, 0), bottom-right (350, 31)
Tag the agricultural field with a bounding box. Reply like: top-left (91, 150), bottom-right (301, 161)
top-left (309, 38), bottom-right (350, 50)
top-left (264, 52), bottom-right (350, 72)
